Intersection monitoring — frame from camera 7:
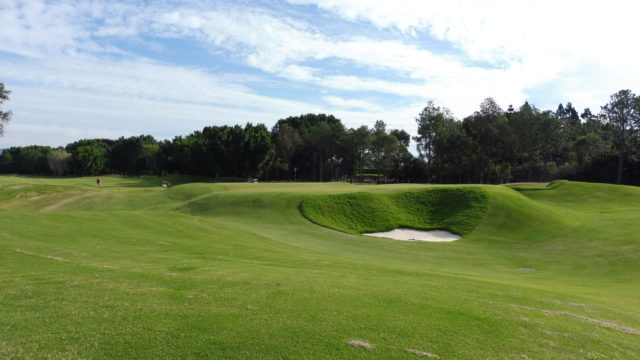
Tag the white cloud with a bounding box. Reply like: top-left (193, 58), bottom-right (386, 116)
top-left (279, 65), bottom-right (317, 82)
top-left (150, 7), bottom-right (471, 81)
top-left (2, 0), bottom-right (510, 119)
top-left (287, 0), bottom-right (640, 110)
top-left (142, 4), bottom-right (533, 115)
top-left (322, 95), bottom-right (380, 111)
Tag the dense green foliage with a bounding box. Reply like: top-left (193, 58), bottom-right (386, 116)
top-left (71, 145), bottom-right (106, 175)
top-left (268, 114), bottom-right (412, 182)
top-left (2, 88), bottom-right (640, 185)
top-left (0, 176), bottom-right (640, 358)
top-left (301, 187), bottom-right (488, 235)
top-left (414, 91), bottom-right (640, 185)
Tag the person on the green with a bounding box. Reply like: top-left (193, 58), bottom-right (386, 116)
top-left (96, 177), bottom-right (101, 187)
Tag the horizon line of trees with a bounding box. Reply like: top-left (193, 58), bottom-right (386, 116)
top-left (0, 117), bottom-right (415, 183)
top-left (414, 90), bottom-right (640, 185)
top-left (1, 89), bottom-right (639, 186)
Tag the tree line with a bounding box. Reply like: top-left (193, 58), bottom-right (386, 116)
top-left (0, 86), bottom-right (639, 185)
top-left (414, 90), bottom-right (640, 185)
top-left (0, 117), bottom-right (414, 182)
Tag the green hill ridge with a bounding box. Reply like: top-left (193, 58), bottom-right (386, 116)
top-left (301, 187), bottom-right (489, 235)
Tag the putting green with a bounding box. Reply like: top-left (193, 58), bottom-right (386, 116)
top-left (0, 176), bottom-right (639, 359)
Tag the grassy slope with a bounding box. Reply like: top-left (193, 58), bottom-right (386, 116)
top-left (300, 187), bottom-right (488, 235)
top-left (0, 176), bottom-right (639, 359)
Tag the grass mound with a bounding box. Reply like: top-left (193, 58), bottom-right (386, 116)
top-left (300, 187), bottom-right (488, 235)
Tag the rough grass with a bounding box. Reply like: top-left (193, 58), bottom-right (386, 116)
top-left (300, 187), bottom-right (488, 235)
top-left (0, 176), bottom-right (639, 359)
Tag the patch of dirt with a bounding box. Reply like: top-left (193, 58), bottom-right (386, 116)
top-left (164, 273), bottom-right (177, 277)
top-left (541, 310), bottom-right (640, 336)
top-left (569, 302), bottom-right (587, 307)
top-left (580, 350), bottom-right (606, 360)
top-left (22, 193), bottom-right (51, 202)
top-left (16, 248), bottom-right (66, 262)
top-left (542, 339), bottom-right (557, 347)
top-left (541, 329), bottom-right (573, 338)
top-left (407, 349), bottom-right (439, 358)
top-left (538, 299), bottom-right (590, 308)
top-left (539, 298), bottom-right (563, 305)
top-left (41, 192), bottom-right (96, 212)
top-left (512, 304), bottom-right (640, 336)
top-left (345, 339), bottom-right (374, 349)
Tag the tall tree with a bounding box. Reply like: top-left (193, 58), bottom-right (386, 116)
top-left (201, 126), bottom-right (227, 178)
top-left (510, 103), bottom-right (564, 180)
top-left (510, 102), bottom-right (540, 179)
top-left (572, 133), bottom-right (613, 171)
top-left (432, 117), bottom-right (475, 183)
top-left (71, 145), bottom-right (106, 175)
top-left (273, 113), bottom-right (344, 181)
top-left (306, 122), bottom-right (334, 182)
top-left (388, 128), bottom-right (413, 182)
top-left (369, 120), bottom-right (401, 183)
top-left (0, 150), bottom-right (13, 172)
top-left (273, 123), bottom-right (302, 173)
top-left (0, 83), bottom-right (12, 137)
top-left (413, 101), bottom-right (454, 181)
top-left (109, 135), bottom-right (157, 175)
top-left (10, 146), bottom-right (52, 175)
top-left (141, 143), bottom-right (161, 175)
top-left (243, 123), bottom-right (272, 179)
top-left (463, 98), bottom-right (509, 183)
top-left (414, 102), bottom-right (455, 181)
top-left (47, 149), bottom-right (71, 176)
top-left (389, 129), bottom-right (411, 148)
top-left (601, 90), bottom-right (639, 184)
top-left (344, 125), bottom-right (370, 182)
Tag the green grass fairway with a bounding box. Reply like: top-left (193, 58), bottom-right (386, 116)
top-left (1, 176), bottom-right (639, 359)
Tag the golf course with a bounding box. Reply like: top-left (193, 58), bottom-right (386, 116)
top-left (1, 175), bottom-right (639, 359)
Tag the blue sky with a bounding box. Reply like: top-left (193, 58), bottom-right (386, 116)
top-left (1, 0), bottom-right (639, 147)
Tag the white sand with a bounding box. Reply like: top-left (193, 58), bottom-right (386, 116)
top-left (363, 228), bottom-right (460, 242)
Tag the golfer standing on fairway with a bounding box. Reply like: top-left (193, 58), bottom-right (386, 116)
top-left (96, 177), bottom-right (101, 187)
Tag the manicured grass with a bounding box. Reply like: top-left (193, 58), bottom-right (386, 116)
top-left (0, 176), bottom-right (639, 359)
top-left (301, 187), bottom-right (488, 235)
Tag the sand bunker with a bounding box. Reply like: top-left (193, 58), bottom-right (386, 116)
top-left (364, 228), bottom-right (461, 242)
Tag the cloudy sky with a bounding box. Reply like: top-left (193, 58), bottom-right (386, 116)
top-left (1, 0), bottom-right (639, 147)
